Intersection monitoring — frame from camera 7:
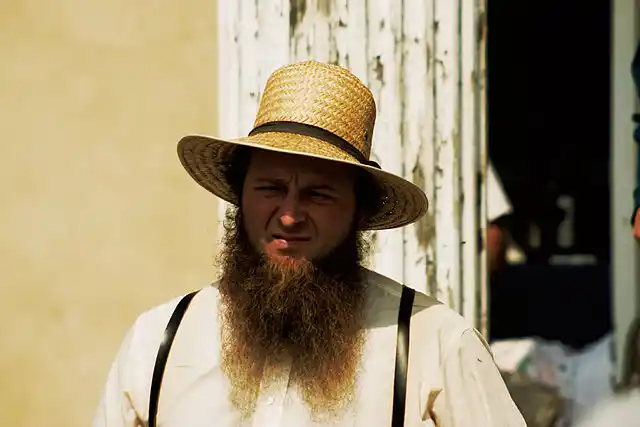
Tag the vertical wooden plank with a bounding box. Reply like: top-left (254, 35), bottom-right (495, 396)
top-left (216, 1), bottom-right (240, 235)
top-left (257, 0), bottom-right (290, 91)
top-left (432, 0), bottom-right (462, 310)
top-left (401, 0), bottom-right (434, 295)
top-left (611, 0), bottom-right (640, 382)
top-left (460, 0), bottom-right (480, 326)
top-left (476, 0), bottom-right (489, 337)
top-left (425, 0), bottom-right (440, 299)
top-left (217, 1), bottom-right (240, 140)
top-left (366, 0), bottom-right (406, 284)
top-left (476, 0), bottom-right (490, 337)
top-left (238, 0), bottom-right (261, 134)
top-left (289, 0), bottom-right (331, 63)
top-left (312, 0), bottom-right (332, 63)
top-left (334, 0), bottom-right (368, 83)
top-left (331, 0), bottom-right (351, 67)
top-left (290, 0), bottom-right (311, 61)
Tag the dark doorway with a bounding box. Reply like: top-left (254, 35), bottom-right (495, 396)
top-left (487, 1), bottom-right (613, 350)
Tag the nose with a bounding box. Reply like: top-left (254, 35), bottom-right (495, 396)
top-left (278, 191), bottom-right (305, 228)
top-left (280, 212), bottom-right (297, 227)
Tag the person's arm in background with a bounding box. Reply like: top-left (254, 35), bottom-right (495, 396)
top-left (486, 162), bottom-right (513, 272)
top-left (630, 40), bottom-right (640, 238)
top-left (634, 149), bottom-right (640, 238)
top-left (633, 138), bottom-right (640, 237)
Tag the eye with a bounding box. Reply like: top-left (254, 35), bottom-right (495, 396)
top-left (254, 185), bottom-right (283, 197)
top-left (255, 185), bottom-right (279, 192)
top-left (310, 190), bottom-right (332, 200)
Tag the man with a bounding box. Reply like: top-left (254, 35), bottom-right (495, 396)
top-left (93, 61), bottom-right (525, 426)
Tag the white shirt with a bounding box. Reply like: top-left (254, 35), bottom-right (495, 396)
top-left (92, 269), bottom-right (526, 426)
top-left (487, 161), bottom-right (513, 222)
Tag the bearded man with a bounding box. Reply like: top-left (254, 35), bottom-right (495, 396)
top-left (92, 61), bottom-right (525, 427)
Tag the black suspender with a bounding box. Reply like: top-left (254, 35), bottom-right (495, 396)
top-left (392, 285), bottom-right (416, 427)
top-left (148, 291), bottom-right (199, 427)
top-left (148, 285), bottom-right (415, 427)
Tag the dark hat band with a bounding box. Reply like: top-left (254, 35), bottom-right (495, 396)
top-left (249, 121), bottom-right (381, 169)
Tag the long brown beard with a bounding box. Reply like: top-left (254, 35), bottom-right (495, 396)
top-left (216, 207), bottom-right (370, 421)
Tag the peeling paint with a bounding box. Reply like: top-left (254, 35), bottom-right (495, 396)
top-left (446, 286), bottom-right (455, 308)
top-left (289, 0), bottom-right (307, 33)
top-left (412, 162), bottom-right (435, 250)
top-left (417, 212), bottom-right (436, 250)
top-left (477, 10), bottom-right (487, 42)
top-left (427, 258), bottom-right (437, 296)
top-left (373, 55), bottom-right (384, 84)
top-left (317, 0), bottom-right (331, 16)
top-left (452, 128), bottom-right (461, 222)
top-left (329, 37), bottom-right (340, 65)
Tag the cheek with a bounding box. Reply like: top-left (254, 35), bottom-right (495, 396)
top-left (241, 198), bottom-right (273, 242)
top-left (313, 206), bottom-right (354, 242)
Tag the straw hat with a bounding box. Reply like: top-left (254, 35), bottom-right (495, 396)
top-left (177, 60), bottom-right (429, 230)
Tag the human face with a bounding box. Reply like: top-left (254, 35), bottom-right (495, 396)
top-left (241, 149), bottom-right (357, 262)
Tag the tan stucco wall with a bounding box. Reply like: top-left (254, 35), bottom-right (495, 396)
top-left (0, 2), bottom-right (219, 426)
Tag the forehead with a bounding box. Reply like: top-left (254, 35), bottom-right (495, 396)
top-left (246, 149), bottom-right (355, 184)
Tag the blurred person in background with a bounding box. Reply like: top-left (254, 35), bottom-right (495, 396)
top-left (573, 390), bottom-right (640, 427)
top-left (487, 161), bottom-right (513, 273)
top-left (574, 37), bottom-right (640, 427)
top-left (632, 38), bottom-right (640, 239)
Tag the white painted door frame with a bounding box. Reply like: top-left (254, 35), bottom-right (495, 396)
top-left (611, 0), bottom-right (640, 381)
top-left (216, 0), bottom-right (488, 330)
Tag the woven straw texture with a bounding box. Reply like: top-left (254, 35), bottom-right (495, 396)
top-left (177, 60), bottom-right (429, 230)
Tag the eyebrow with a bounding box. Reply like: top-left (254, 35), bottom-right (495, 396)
top-left (252, 178), bottom-right (338, 192)
top-left (253, 178), bottom-right (281, 184)
top-left (308, 184), bottom-right (337, 192)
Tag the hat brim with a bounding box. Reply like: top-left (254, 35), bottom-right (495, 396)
top-left (177, 132), bottom-right (429, 230)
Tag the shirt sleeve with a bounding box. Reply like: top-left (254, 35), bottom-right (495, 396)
top-left (486, 161), bottom-right (513, 223)
top-left (91, 324), bottom-right (143, 427)
top-left (432, 328), bottom-right (527, 427)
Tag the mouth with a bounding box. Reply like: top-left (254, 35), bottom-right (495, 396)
top-left (270, 234), bottom-right (311, 249)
